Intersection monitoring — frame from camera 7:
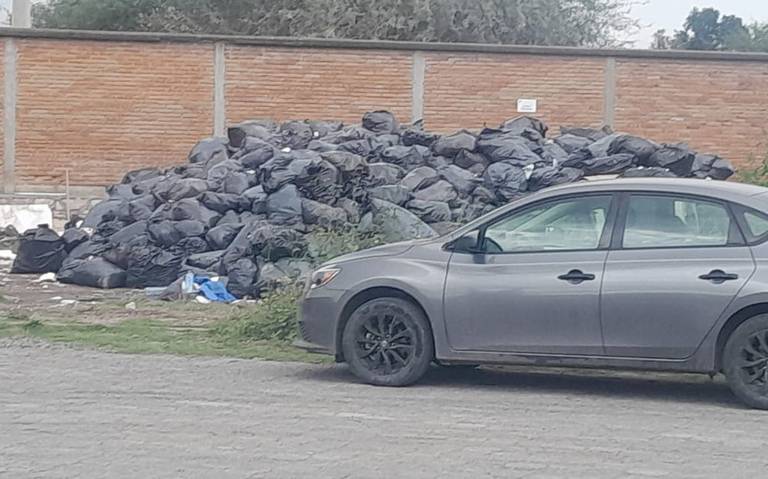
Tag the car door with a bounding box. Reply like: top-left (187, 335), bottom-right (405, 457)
top-left (601, 193), bottom-right (756, 359)
top-left (443, 193), bottom-right (616, 355)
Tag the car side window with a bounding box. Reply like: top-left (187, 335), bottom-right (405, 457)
top-left (740, 209), bottom-right (768, 244)
top-left (484, 196), bottom-right (612, 253)
top-left (622, 195), bottom-right (732, 249)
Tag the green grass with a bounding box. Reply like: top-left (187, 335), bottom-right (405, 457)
top-left (0, 314), bottom-right (329, 363)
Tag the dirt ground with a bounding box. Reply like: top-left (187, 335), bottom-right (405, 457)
top-left (0, 258), bottom-right (242, 326)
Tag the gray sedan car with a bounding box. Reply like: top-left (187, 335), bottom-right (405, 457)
top-left (297, 178), bottom-right (768, 409)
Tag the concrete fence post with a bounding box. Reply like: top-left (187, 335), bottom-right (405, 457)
top-left (603, 57), bottom-right (617, 128)
top-left (411, 51), bottom-right (426, 124)
top-left (213, 42), bottom-right (227, 137)
top-left (3, 38), bottom-right (17, 194)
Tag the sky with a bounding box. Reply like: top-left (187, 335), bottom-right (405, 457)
top-left (3, 1), bottom-right (768, 50)
top-left (630, 0), bottom-right (768, 48)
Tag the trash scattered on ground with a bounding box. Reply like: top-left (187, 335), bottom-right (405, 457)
top-left (34, 272), bottom-right (58, 283)
top-left (125, 301), bottom-right (137, 311)
top-left (5, 112), bottom-right (734, 299)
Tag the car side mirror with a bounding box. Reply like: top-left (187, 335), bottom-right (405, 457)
top-left (445, 233), bottom-right (485, 255)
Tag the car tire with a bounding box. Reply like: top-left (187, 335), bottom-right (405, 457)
top-left (723, 314), bottom-right (768, 410)
top-left (342, 297), bottom-right (434, 387)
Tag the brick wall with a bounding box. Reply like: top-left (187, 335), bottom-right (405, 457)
top-left (0, 30), bottom-right (767, 191)
top-left (423, 53), bottom-right (606, 133)
top-left (225, 46), bottom-right (412, 126)
top-left (14, 39), bottom-right (214, 188)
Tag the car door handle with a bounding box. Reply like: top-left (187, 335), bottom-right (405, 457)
top-left (699, 270), bottom-right (739, 283)
top-left (558, 270), bottom-right (596, 283)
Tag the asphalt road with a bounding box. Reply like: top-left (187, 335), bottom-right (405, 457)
top-left (1, 341), bottom-right (766, 479)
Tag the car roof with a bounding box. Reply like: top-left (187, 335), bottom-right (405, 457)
top-left (542, 178), bottom-right (768, 204)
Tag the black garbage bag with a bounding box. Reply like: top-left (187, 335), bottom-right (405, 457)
top-left (554, 134), bottom-right (593, 154)
top-left (82, 200), bottom-right (124, 228)
top-left (564, 153), bottom-right (636, 175)
top-left (107, 184), bottom-right (140, 201)
top-left (412, 180), bottom-right (459, 203)
top-left (451, 201), bottom-right (488, 224)
top-left (61, 228), bottom-right (89, 253)
top-left (174, 220), bottom-right (206, 238)
top-left (66, 239), bottom-right (111, 263)
top-left (260, 151), bottom-right (327, 194)
top-left (266, 185), bottom-right (303, 226)
top-left (148, 221), bottom-right (183, 248)
top-left (294, 158), bottom-right (340, 203)
top-left (308, 140), bottom-right (339, 152)
top-left (401, 128), bottom-right (437, 147)
top-left (501, 116), bottom-right (548, 141)
top-left (363, 111), bottom-right (399, 134)
top-left (337, 139), bottom-right (372, 157)
top-left (172, 163), bottom-right (207, 180)
top-left (95, 218), bottom-right (127, 240)
top-left (199, 192), bottom-right (250, 214)
top-left (370, 134), bottom-right (401, 157)
top-left (188, 137), bottom-right (228, 165)
top-left (280, 120), bottom-right (314, 150)
top-left (228, 121), bottom-right (275, 149)
top-left (431, 131), bottom-right (476, 158)
top-left (483, 162), bottom-right (528, 201)
top-left (110, 221), bottom-right (149, 247)
top-left (585, 133), bottom-right (621, 159)
top-left (608, 135), bottom-right (659, 163)
top-left (301, 199), bottom-right (349, 227)
top-left (186, 250), bottom-right (225, 271)
top-left (170, 199), bottom-right (221, 228)
top-left (364, 198), bottom-right (437, 242)
top-left (221, 172), bottom-right (252, 195)
top-left (324, 125), bottom-right (374, 144)
top-left (367, 163), bottom-right (406, 187)
top-left (121, 167), bottom-right (163, 185)
top-left (620, 166), bottom-right (677, 178)
top-left (560, 125), bottom-right (613, 141)
top-left (117, 194), bottom-right (156, 223)
top-left (336, 198), bottom-right (362, 224)
top-left (101, 234), bottom-right (150, 270)
top-left (57, 257), bottom-right (126, 289)
top-left (379, 146), bottom-right (426, 170)
top-left (454, 150), bottom-right (489, 171)
top-left (243, 186), bottom-right (268, 215)
top-left (131, 174), bottom-right (166, 196)
top-left (400, 166), bottom-right (440, 191)
top-left (321, 151), bottom-right (369, 199)
top-left (216, 210), bottom-right (243, 226)
top-left (63, 216), bottom-right (83, 231)
top-left (207, 159), bottom-right (244, 191)
top-left (206, 223), bottom-right (244, 250)
top-left (527, 166), bottom-right (584, 191)
top-left (541, 142), bottom-right (569, 164)
top-left (369, 185), bottom-right (412, 206)
top-left (177, 237), bottom-right (209, 255)
top-left (126, 247), bottom-right (184, 289)
top-left (238, 142), bottom-right (276, 170)
top-left (472, 186), bottom-right (498, 205)
top-left (690, 154), bottom-right (735, 180)
top-left (478, 135), bottom-right (543, 166)
top-left (406, 199), bottom-right (452, 223)
top-left (645, 144), bottom-right (695, 176)
top-left (153, 178), bottom-right (208, 203)
top-left (11, 225), bottom-right (68, 274)
top-left (438, 165), bottom-right (480, 196)
top-left (225, 222), bottom-right (306, 265)
top-left (226, 257), bottom-right (260, 298)
top-left (308, 120), bottom-right (344, 138)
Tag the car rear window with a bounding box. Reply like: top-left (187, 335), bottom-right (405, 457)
top-left (741, 209), bottom-right (768, 244)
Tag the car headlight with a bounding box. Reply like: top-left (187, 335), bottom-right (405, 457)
top-left (308, 267), bottom-right (341, 290)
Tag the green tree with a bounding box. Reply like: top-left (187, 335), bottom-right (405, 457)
top-left (653, 7), bottom-right (768, 53)
top-left (34, 0), bottom-right (637, 48)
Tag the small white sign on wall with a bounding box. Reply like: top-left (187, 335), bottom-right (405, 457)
top-left (517, 99), bottom-right (538, 113)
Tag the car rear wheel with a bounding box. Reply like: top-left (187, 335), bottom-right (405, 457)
top-left (342, 297), bottom-right (434, 387)
top-left (723, 314), bottom-right (768, 410)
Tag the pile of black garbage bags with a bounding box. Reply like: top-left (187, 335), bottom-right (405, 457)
top-left (10, 111), bottom-right (735, 298)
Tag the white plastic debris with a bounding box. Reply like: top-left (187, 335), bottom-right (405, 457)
top-left (125, 302), bottom-right (137, 311)
top-left (0, 250), bottom-right (16, 261)
top-left (34, 272), bottom-right (57, 283)
top-left (195, 296), bottom-right (212, 304)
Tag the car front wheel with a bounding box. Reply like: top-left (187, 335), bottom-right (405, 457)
top-left (342, 297), bottom-right (434, 387)
top-left (723, 314), bottom-right (768, 410)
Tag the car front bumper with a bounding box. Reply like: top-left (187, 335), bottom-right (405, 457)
top-left (294, 288), bottom-right (345, 357)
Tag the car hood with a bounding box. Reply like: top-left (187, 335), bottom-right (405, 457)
top-left (323, 239), bottom-right (432, 266)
